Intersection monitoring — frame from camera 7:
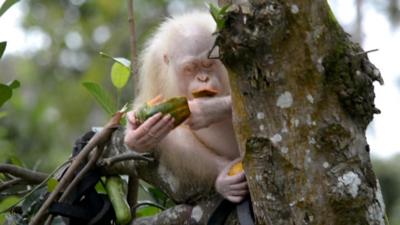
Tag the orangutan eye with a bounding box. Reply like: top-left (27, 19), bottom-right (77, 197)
top-left (183, 64), bottom-right (196, 74)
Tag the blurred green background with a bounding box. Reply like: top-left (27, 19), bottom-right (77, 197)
top-left (0, 0), bottom-right (399, 224)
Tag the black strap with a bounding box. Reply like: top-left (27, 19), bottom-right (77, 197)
top-left (48, 131), bottom-right (116, 225)
top-left (236, 198), bottom-right (254, 225)
top-left (207, 196), bottom-right (254, 225)
top-left (67, 170), bottom-right (101, 203)
top-left (207, 199), bottom-right (236, 225)
top-left (88, 197), bottom-right (112, 225)
top-left (72, 131), bottom-right (95, 157)
top-left (49, 203), bottom-right (92, 221)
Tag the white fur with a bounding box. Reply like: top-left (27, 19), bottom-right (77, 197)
top-left (134, 11), bottom-right (216, 108)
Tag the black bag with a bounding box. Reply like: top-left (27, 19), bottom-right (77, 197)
top-left (48, 131), bottom-right (116, 225)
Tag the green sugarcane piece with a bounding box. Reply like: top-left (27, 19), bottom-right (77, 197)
top-left (135, 96), bottom-right (190, 127)
top-left (105, 176), bottom-right (132, 225)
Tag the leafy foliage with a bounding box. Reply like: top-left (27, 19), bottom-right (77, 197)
top-left (82, 81), bottom-right (117, 116)
top-left (136, 205), bottom-right (162, 218)
top-left (8, 80), bottom-right (20, 90)
top-left (2, 187), bottom-right (48, 225)
top-left (208, 3), bottom-right (230, 31)
top-left (0, 80), bottom-right (20, 108)
top-left (83, 53), bottom-right (131, 115)
top-left (46, 178), bottom-right (58, 192)
top-left (0, 0), bottom-right (19, 17)
top-left (0, 84), bottom-right (12, 108)
top-left (100, 52), bottom-right (131, 68)
top-left (0, 42), bottom-right (6, 59)
top-left (111, 62), bottom-right (131, 90)
top-left (139, 181), bottom-right (175, 210)
top-left (0, 197), bottom-right (20, 224)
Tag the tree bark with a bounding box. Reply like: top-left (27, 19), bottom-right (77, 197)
top-left (102, 0), bottom-right (385, 224)
top-left (216, 0), bottom-right (385, 224)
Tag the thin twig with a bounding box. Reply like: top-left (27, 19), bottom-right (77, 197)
top-left (60, 146), bottom-right (104, 202)
top-left (98, 152), bottom-right (153, 167)
top-left (0, 178), bottom-right (24, 192)
top-left (43, 214), bottom-right (53, 225)
top-left (29, 112), bottom-right (124, 225)
top-left (355, 48), bottom-right (379, 56)
top-left (3, 172), bottom-right (16, 180)
top-left (0, 164), bottom-right (48, 183)
top-left (0, 159), bottom-right (72, 214)
top-left (128, 0), bottom-right (138, 89)
top-left (33, 160), bottom-right (42, 172)
top-left (0, 189), bottom-right (30, 197)
top-left (133, 201), bottom-right (166, 211)
top-left (128, 176), bottom-right (139, 220)
top-left (44, 146), bottom-right (106, 225)
top-left (127, 0), bottom-right (140, 215)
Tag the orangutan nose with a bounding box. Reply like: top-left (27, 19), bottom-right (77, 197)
top-left (197, 73), bottom-right (209, 82)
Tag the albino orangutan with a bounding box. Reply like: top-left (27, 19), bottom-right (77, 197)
top-left (124, 11), bottom-right (247, 203)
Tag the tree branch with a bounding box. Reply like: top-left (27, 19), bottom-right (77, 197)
top-left (29, 111), bottom-right (125, 225)
top-left (132, 204), bottom-right (193, 225)
top-left (0, 164), bottom-right (48, 183)
top-left (127, 0), bottom-right (140, 216)
top-left (0, 189), bottom-right (30, 197)
top-left (128, 176), bottom-right (139, 220)
top-left (44, 146), bottom-right (105, 225)
top-left (128, 0), bottom-right (138, 85)
top-left (355, 48), bottom-right (379, 56)
top-left (0, 178), bottom-right (24, 192)
top-left (60, 146), bottom-right (104, 203)
top-left (98, 152), bottom-right (153, 167)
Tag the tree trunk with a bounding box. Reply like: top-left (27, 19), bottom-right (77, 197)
top-left (216, 0), bottom-right (385, 224)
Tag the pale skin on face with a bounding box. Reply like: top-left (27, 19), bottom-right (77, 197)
top-left (124, 21), bottom-right (248, 203)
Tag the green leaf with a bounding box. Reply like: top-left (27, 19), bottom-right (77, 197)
top-left (100, 52), bottom-right (131, 68)
top-left (0, 81), bottom-right (19, 109)
top-left (95, 180), bottom-right (107, 194)
top-left (8, 155), bottom-right (24, 167)
top-left (0, 42), bottom-right (6, 59)
top-left (82, 81), bottom-right (117, 116)
top-left (113, 57), bottom-right (130, 68)
top-left (0, 196), bottom-right (20, 211)
top-left (220, 4), bottom-right (231, 14)
top-left (136, 205), bottom-right (162, 218)
top-left (111, 62), bottom-right (130, 89)
top-left (0, 0), bottom-right (20, 17)
top-left (208, 3), bottom-right (230, 30)
top-left (209, 3), bottom-right (219, 19)
top-left (0, 84), bottom-right (12, 108)
top-left (148, 187), bottom-right (168, 205)
top-left (0, 196), bottom-right (20, 224)
top-left (47, 178), bottom-right (58, 192)
top-left (8, 80), bottom-right (20, 89)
